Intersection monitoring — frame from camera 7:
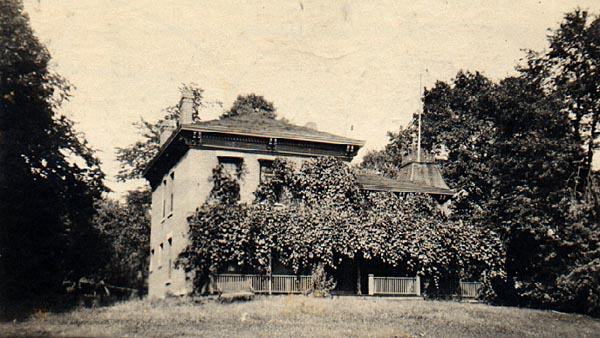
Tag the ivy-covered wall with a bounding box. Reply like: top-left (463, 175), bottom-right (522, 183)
top-left (148, 148), bottom-right (309, 298)
top-left (178, 157), bottom-right (504, 297)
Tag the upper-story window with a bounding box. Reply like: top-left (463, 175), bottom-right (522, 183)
top-left (161, 179), bottom-right (167, 218)
top-left (258, 159), bottom-right (286, 203)
top-left (161, 172), bottom-right (175, 220)
top-left (169, 172), bottom-right (174, 213)
top-left (161, 172), bottom-right (175, 219)
top-left (218, 156), bottom-right (243, 178)
top-left (259, 159), bottom-right (274, 184)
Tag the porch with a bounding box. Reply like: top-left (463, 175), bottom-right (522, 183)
top-left (210, 273), bottom-right (481, 299)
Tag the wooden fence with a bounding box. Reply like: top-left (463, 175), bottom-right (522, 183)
top-left (211, 274), bottom-right (312, 294)
top-left (368, 275), bottom-right (421, 296)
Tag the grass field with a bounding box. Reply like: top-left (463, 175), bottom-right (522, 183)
top-left (1, 296), bottom-right (599, 338)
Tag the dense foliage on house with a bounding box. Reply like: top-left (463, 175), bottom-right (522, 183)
top-left (143, 91), bottom-right (458, 298)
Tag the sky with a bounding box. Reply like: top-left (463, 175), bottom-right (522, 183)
top-left (23, 0), bottom-right (600, 197)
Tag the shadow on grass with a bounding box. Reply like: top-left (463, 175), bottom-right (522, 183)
top-left (1, 295), bottom-right (78, 322)
top-left (0, 293), bottom-right (143, 322)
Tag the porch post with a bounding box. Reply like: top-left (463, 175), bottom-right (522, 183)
top-left (268, 250), bottom-right (273, 295)
top-left (368, 274), bottom-right (374, 296)
top-left (208, 274), bottom-right (215, 294)
top-left (415, 275), bottom-right (421, 296)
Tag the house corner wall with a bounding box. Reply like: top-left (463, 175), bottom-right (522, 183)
top-left (148, 149), bottom-right (218, 298)
top-left (147, 148), bottom-right (311, 298)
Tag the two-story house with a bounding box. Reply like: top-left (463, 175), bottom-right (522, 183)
top-left (143, 90), bottom-right (367, 298)
top-left (144, 89), bottom-right (455, 298)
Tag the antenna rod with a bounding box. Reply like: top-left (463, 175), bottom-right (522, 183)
top-left (417, 73), bottom-right (422, 162)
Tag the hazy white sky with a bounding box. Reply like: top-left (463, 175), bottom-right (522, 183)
top-left (23, 0), bottom-right (600, 196)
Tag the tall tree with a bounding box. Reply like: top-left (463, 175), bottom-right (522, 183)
top-left (523, 9), bottom-right (600, 182)
top-left (92, 190), bottom-right (151, 292)
top-left (116, 84), bottom-right (207, 182)
top-left (358, 127), bottom-right (414, 178)
top-left (420, 72), bottom-right (586, 305)
top-left (490, 76), bottom-right (583, 307)
top-left (360, 65), bottom-right (591, 311)
top-left (421, 71), bottom-right (499, 217)
top-left (500, 10), bottom-right (600, 312)
top-left (220, 94), bottom-right (277, 119)
top-left (0, 0), bottom-right (106, 311)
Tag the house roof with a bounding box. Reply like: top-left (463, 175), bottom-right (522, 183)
top-left (356, 163), bottom-right (454, 195)
top-left (396, 162), bottom-right (452, 191)
top-left (144, 113), bottom-right (365, 187)
top-left (183, 113), bottom-right (365, 146)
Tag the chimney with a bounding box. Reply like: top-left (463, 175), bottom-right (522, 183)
top-left (179, 88), bottom-right (195, 125)
top-left (159, 119), bottom-right (177, 147)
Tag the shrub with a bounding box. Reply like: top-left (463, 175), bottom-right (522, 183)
top-left (307, 263), bottom-right (337, 297)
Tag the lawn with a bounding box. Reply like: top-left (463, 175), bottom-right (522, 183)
top-left (1, 296), bottom-right (599, 338)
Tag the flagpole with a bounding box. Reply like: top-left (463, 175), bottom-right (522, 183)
top-left (417, 73), bottom-right (422, 163)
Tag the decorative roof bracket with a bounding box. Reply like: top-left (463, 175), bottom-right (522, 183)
top-left (346, 144), bottom-right (356, 157)
top-left (182, 131), bottom-right (202, 147)
top-left (268, 137), bottom-right (278, 151)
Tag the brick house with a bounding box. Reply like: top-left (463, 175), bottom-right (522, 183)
top-left (143, 91), bottom-right (453, 298)
top-left (143, 91), bottom-right (366, 298)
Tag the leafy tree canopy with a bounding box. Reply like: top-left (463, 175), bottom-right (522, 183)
top-left (0, 0), bottom-right (107, 311)
top-left (220, 94), bottom-right (277, 119)
top-left (92, 190), bottom-right (151, 292)
top-left (359, 127), bottom-right (415, 179)
top-left (359, 10), bottom-right (600, 316)
top-left (523, 9), bottom-right (600, 175)
top-left (116, 84), bottom-right (207, 182)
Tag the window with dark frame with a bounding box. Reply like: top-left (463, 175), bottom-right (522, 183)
top-left (150, 248), bottom-right (155, 272)
top-left (218, 156), bottom-right (243, 178)
top-left (167, 238), bottom-right (172, 279)
top-left (258, 159), bottom-right (285, 203)
top-left (169, 172), bottom-right (174, 213)
top-left (161, 179), bottom-right (167, 218)
top-left (259, 159), bottom-right (274, 184)
top-left (158, 243), bottom-right (163, 269)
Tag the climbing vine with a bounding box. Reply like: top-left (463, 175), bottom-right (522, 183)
top-left (179, 157), bottom-right (504, 294)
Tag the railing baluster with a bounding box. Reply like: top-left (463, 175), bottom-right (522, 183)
top-left (215, 274), bottom-right (429, 297)
top-left (366, 276), bottom-right (420, 296)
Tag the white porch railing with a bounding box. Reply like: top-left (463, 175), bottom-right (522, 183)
top-left (368, 275), bottom-right (421, 296)
top-left (212, 274), bottom-right (480, 298)
top-left (271, 275), bottom-right (312, 293)
top-left (422, 280), bottom-right (483, 299)
top-left (211, 274), bottom-right (312, 294)
top-left (458, 281), bottom-right (482, 298)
